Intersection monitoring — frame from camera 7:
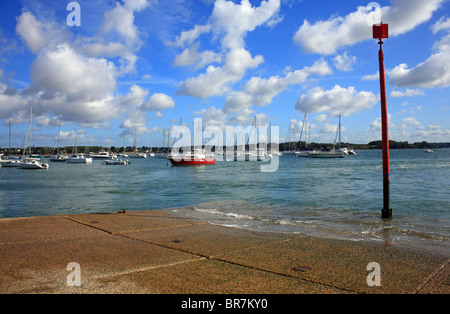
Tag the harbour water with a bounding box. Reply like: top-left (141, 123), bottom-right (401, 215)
top-left (0, 149), bottom-right (449, 255)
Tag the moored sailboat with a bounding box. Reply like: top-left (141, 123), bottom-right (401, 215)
top-left (167, 119), bottom-right (216, 166)
top-left (295, 113), bottom-right (316, 157)
top-left (168, 148), bottom-right (216, 166)
top-left (50, 123), bottom-right (67, 162)
top-left (66, 136), bottom-right (92, 163)
top-left (309, 115), bottom-right (345, 158)
top-left (19, 106), bottom-right (49, 169)
top-left (309, 146), bottom-right (345, 158)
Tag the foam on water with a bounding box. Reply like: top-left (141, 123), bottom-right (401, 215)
top-left (175, 199), bottom-right (450, 255)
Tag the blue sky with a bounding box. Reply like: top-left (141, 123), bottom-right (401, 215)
top-left (0, 0), bottom-right (449, 149)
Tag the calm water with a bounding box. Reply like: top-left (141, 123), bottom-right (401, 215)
top-left (1, 149), bottom-right (449, 255)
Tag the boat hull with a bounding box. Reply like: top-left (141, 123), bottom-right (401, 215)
top-left (67, 159), bottom-right (92, 163)
top-left (103, 159), bottom-right (130, 165)
top-left (50, 156), bottom-right (68, 162)
top-left (309, 153), bottom-right (345, 158)
top-left (296, 151), bottom-right (313, 157)
top-left (67, 155), bottom-right (93, 163)
top-left (168, 158), bottom-right (216, 166)
top-left (18, 161), bottom-right (49, 169)
top-left (0, 160), bottom-right (21, 167)
top-left (128, 153), bottom-right (147, 158)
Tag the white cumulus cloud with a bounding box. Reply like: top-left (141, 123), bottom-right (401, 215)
top-left (389, 32), bottom-right (450, 88)
top-left (224, 58), bottom-right (332, 113)
top-left (174, 0), bottom-right (281, 99)
top-left (295, 85), bottom-right (378, 117)
top-left (293, 0), bottom-right (445, 55)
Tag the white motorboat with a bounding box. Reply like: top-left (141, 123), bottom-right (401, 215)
top-left (103, 158), bottom-right (130, 165)
top-left (424, 149), bottom-right (433, 153)
top-left (67, 154), bottom-right (93, 163)
top-left (18, 159), bottom-right (49, 169)
top-left (0, 158), bottom-right (22, 167)
top-left (128, 152), bottom-right (147, 158)
top-left (338, 147), bottom-right (356, 155)
top-left (338, 147), bottom-right (350, 155)
top-left (90, 151), bottom-right (116, 160)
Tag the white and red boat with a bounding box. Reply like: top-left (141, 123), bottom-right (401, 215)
top-left (168, 149), bottom-right (216, 166)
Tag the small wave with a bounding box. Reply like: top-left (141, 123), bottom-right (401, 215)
top-left (175, 200), bottom-right (450, 255)
top-left (192, 206), bottom-right (255, 220)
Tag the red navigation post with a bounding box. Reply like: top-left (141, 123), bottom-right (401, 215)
top-left (373, 22), bottom-right (392, 219)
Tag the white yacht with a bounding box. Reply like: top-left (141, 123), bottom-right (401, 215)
top-left (338, 147), bottom-right (350, 155)
top-left (18, 159), bottom-right (49, 169)
top-left (0, 157), bottom-right (22, 167)
top-left (90, 151), bottom-right (116, 160)
top-left (67, 154), bottom-right (93, 163)
top-left (128, 152), bottom-right (147, 158)
top-left (103, 158), bottom-right (130, 165)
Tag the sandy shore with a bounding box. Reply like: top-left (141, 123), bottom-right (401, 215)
top-left (0, 209), bottom-right (448, 294)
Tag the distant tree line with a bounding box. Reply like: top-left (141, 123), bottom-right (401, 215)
top-left (1, 140), bottom-right (447, 156)
top-left (280, 140), bottom-right (442, 151)
top-left (366, 140), bottom-right (439, 149)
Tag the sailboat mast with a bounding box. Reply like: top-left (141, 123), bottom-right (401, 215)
top-left (308, 123), bottom-right (311, 146)
top-left (73, 135), bottom-right (77, 154)
top-left (9, 120), bottom-right (11, 155)
top-left (162, 129), bottom-right (165, 151)
top-left (305, 115), bottom-right (308, 149)
top-left (134, 128), bottom-right (137, 152)
top-left (287, 122), bottom-right (291, 150)
top-left (338, 115), bottom-right (341, 147)
top-left (29, 106), bottom-right (32, 155)
top-left (299, 113), bottom-right (306, 150)
top-left (247, 116), bottom-right (256, 147)
top-left (57, 122), bottom-right (61, 155)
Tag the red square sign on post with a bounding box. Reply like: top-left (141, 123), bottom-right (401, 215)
top-left (373, 23), bottom-right (389, 40)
